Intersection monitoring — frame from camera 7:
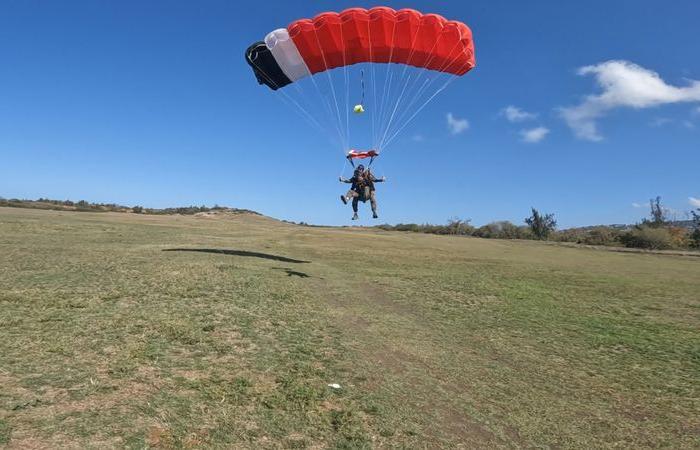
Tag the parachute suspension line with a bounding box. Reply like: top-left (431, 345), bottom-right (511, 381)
top-left (339, 157), bottom-right (349, 178)
top-left (382, 64), bottom-right (469, 151)
top-left (311, 27), bottom-right (348, 152)
top-left (377, 72), bottom-right (414, 150)
top-left (247, 57), bottom-right (339, 149)
top-left (271, 36), bottom-right (347, 155)
top-left (289, 82), bottom-right (343, 153)
top-left (377, 28), bottom-right (454, 151)
top-left (292, 58), bottom-right (347, 154)
top-left (359, 69), bottom-right (365, 107)
top-left (383, 46), bottom-right (475, 151)
top-left (302, 70), bottom-right (347, 156)
top-left (374, 19), bottom-right (398, 150)
top-left (376, 19), bottom-right (423, 152)
top-left (367, 20), bottom-right (378, 151)
top-left (382, 36), bottom-right (473, 150)
top-left (341, 23), bottom-right (350, 153)
top-left (378, 38), bottom-right (468, 150)
top-left (380, 71), bottom-right (448, 149)
top-left (382, 76), bottom-right (457, 149)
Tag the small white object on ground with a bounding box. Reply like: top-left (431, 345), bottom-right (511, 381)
top-left (327, 383), bottom-right (341, 389)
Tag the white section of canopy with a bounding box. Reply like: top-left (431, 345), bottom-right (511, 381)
top-left (265, 28), bottom-right (310, 82)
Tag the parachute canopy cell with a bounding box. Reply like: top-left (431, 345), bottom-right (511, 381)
top-left (246, 7), bottom-right (475, 90)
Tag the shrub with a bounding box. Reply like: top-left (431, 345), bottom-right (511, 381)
top-left (620, 226), bottom-right (673, 250)
top-left (578, 227), bottom-right (623, 246)
top-left (474, 221), bottom-right (527, 239)
top-left (445, 217), bottom-right (475, 235)
top-left (691, 209), bottom-right (700, 248)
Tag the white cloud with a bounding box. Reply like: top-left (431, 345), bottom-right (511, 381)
top-left (560, 60), bottom-right (700, 141)
top-left (446, 113), bottom-right (469, 135)
top-left (520, 126), bottom-right (550, 143)
top-left (690, 197), bottom-right (700, 208)
top-left (632, 202), bottom-right (644, 208)
top-left (650, 117), bottom-right (673, 127)
top-left (501, 105), bottom-right (537, 122)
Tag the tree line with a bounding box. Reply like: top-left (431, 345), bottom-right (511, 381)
top-left (0, 197), bottom-right (259, 216)
top-left (377, 197), bottom-right (700, 250)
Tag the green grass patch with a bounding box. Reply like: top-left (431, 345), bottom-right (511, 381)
top-left (1, 207), bottom-right (698, 448)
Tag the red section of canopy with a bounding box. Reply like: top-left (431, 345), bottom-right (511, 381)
top-left (287, 7), bottom-right (474, 76)
top-left (347, 150), bottom-right (379, 159)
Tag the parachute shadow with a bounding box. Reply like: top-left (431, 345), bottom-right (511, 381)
top-left (273, 267), bottom-right (311, 278)
top-left (163, 248), bottom-right (310, 264)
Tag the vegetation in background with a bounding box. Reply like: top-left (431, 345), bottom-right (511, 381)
top-left (525, 208), bottom-right (557, 240)
top-left (0, 197), bottom-right (259, 216)
top-left (4, 195), bottom-right (700, 251)
top-left (379, 198), bottom-right (700, 252)
top-left (691, 208), bottom-right (700, 248)
top-left (644, 196), bottom-right (669, 227)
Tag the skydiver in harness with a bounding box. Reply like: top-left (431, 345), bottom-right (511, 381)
top-left (339, 162), bottom-right (386, 220)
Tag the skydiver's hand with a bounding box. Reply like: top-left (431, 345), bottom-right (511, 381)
top-left (339, 176), bottom-right (343, 182)
top-left (381, 176), bottom-right (387, 182)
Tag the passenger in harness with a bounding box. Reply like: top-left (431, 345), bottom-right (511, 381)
top-left (340, 164), bottom-right (386, 220)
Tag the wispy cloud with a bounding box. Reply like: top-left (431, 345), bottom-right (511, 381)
top-left (520, 126), bottom-right (550, 143)
top-left (632, 202), bottom-right (644, 208)
top-left (560, 60), bottom-right (700, 141)
top-left (501, 105), bottom-right (537, 122)
top-left (690, 197), bottom-right (700, 208)
top-left (446, 113), bottom-right (469, 135)
top-left (650, 117), bottom-right (673, 127)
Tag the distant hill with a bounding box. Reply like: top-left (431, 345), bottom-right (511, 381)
top-left (0, 197), bottom-right (260, 216)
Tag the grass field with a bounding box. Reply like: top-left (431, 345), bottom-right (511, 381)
top-left (1, 207), bottom-right (698, 448)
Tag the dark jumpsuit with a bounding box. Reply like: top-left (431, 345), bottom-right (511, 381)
top-left (342, 170), bottom-right (384, 214)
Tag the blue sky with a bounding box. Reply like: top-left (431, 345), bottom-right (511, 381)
top-left (1, 0), bottom-right (699, 227)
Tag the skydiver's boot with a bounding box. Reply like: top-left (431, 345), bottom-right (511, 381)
top-left (372, 211), bottom-right (379, 219)
top-left (340, 195), bottom-right (347, 205)
top-left (352, 212), bottom-right (359, 220)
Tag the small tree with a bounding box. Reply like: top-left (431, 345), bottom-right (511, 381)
top-left (132, 205), bottom-right (144, 214)
top-left (446, 217), bottom-right (473, 235)
top-left (645, 196), bottom-right (667, 228)
top-left (691, 208), bottom-right (700, 248)
top-left (525, 208), bottom-right (557, 240)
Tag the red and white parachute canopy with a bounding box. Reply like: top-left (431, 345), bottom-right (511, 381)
top-left (245, 7), bottom-right (475, 156)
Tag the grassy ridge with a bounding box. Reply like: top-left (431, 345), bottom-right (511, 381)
top-left (1, 207), bottom-right (698, 448)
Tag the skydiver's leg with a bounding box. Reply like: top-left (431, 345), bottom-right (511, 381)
top-left (370, 191), bottom-right (378, 218)
top-left (341, 189), bottom-right (358, 205)
top-left (351, 197), bottom-right (359, 220)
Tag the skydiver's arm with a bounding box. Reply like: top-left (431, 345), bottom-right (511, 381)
top-left (340, 176), bottom-right (354, 183)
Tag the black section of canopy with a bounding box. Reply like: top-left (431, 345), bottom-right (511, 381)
top-left (245, 41), bottom-right (292, 91)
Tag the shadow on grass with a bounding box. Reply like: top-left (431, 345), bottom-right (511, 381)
top-left (273, 267), bottom-right (311, 278)
top-left (163, 248), bottom-right (310, 264)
